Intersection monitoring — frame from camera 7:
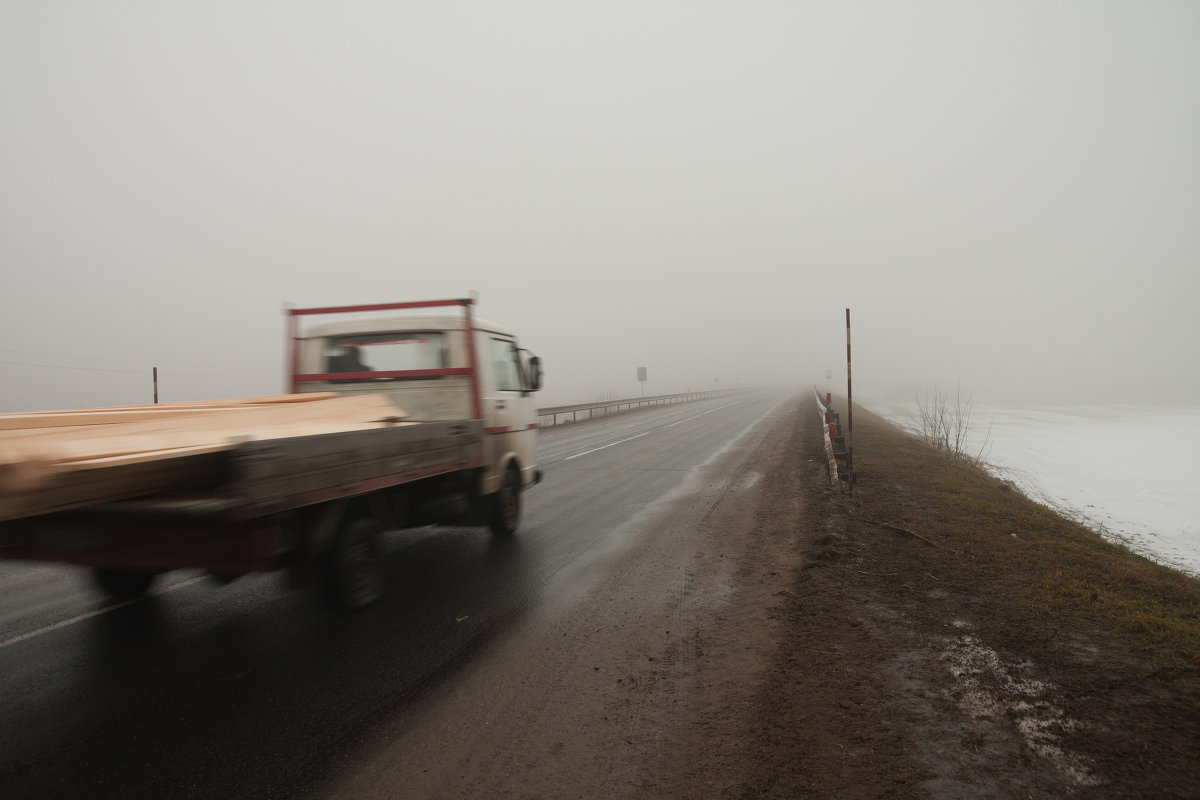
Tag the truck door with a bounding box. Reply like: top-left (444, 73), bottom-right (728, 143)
top-left (482, 336), bottom-right (538, 491)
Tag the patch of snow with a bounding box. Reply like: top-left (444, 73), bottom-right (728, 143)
top-left (737, 471), bottom-right (763, 492)
top-left (939, 633), bottom-right (1103, 788)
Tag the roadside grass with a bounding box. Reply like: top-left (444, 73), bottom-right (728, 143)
top-left (841, 401), bottom-right (1200, 692)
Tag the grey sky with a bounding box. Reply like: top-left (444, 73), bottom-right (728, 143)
top-left (2, 1), bottom-right (1197, 412)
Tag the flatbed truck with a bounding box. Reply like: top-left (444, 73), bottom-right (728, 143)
top-left (0, 298), bottom-right (542, 609)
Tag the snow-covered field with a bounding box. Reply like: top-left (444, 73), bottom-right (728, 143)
top-left (868, 400), bottom-right (1200, 578)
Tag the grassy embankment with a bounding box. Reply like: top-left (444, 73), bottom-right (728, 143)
top-left (840, 400), bottom-right (1200, 694)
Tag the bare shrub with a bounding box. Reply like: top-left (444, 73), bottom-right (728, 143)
top-left (915, 383), bottom-right (992, 466)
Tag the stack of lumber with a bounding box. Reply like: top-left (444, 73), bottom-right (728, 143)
top-left (0, 393), bottom-right (409, 522)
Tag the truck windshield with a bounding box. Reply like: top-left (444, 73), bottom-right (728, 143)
top-left (325, 332), bottom-right (446, 376)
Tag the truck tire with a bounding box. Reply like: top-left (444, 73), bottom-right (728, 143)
top-left (324, 517), bottom-right (383, 611)
top-left (489, 465), bottom-right (521, 536)
top-left (93, 568), bottom-right (157, 600)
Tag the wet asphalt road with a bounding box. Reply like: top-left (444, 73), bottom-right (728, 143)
top-left (0, 391), bottom-right (785, 799)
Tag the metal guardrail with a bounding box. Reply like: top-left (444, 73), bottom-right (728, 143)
top-left (536, 390), bottom-right (730, 427)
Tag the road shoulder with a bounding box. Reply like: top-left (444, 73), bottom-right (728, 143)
top-left (682, 397), bottom-right (1200, 799)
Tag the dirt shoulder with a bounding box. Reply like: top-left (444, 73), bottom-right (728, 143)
top-left (683, 396), bottom-right (1200, 799)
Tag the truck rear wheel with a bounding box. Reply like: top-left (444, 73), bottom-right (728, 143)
top-left (324, 517), bottom-right (383, 611)
top-left (489, 465), bottom-right (521, 536)
top-left (93, 568), bottom-right (157, 600)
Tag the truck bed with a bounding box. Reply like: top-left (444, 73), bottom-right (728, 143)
top-left (0, 419), bottom-right (485, 572)
top-left (163, 417), bottom-right (484, 518)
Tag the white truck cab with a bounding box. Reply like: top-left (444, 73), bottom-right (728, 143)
top-left (289, 299), bottom-right (542, 514)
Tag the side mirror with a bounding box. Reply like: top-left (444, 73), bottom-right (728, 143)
top-left (526, 356), bottom-right (542, 393)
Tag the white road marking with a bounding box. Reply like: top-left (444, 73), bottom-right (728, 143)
top-left (0, 574), bottom-right (207, 650)
top-left (564, 432), bottom-right (650, 461)
top-left (563, 402), bottom-right (739, 461)
top-left (662, 403), bottom-right (734, 429)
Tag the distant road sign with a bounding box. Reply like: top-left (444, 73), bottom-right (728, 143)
top-left (637, 367), bottom-right (647, 382)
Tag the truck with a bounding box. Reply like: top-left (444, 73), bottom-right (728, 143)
top-left (0, 298), bottom-right (543, 609)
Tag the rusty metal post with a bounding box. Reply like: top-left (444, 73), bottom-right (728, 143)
top-left (845, 308), bottom-right (854, 491)
top-left (461, 298), bottom-right (484, 421)
top-left (284, 304), bottom-right (299, 394)
top-left (153, 367), bottom-right (159, 404)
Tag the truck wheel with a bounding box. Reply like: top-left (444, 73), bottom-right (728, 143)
top-left (489, 465), bottom-right (521, 536)
top-left (324, 517), bottom-right (383, 611)
top-left (94, 568), bottom-right (157, 600)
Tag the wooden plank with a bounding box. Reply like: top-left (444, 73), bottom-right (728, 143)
top-left (0, 394), bottom-right (413, 521)
top-left (0, 393), bottom-right (341, 431)
top-left (0, 450), bottom-right (229, 522)
top-left (1, 394), bottom-right (406, 462)
top-left (2, 392), bottom-right (340, 416)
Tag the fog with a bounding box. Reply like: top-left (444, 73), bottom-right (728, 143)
top-left (2, 2), bottom-right (1197, 413)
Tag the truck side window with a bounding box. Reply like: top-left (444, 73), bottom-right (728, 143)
top-left (491, 338), bottom-right (523, 392)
